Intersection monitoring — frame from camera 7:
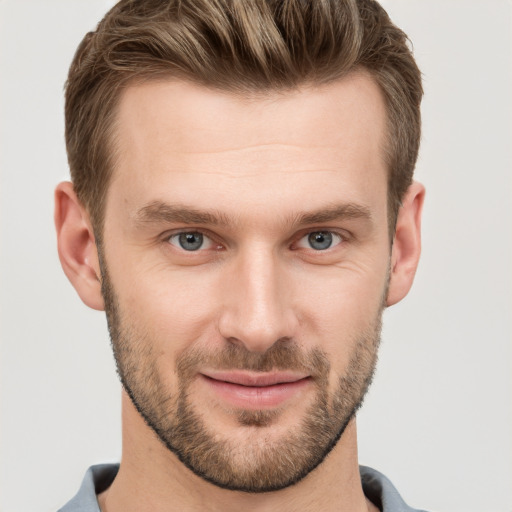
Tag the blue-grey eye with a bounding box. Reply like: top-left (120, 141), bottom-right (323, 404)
top-left (168, 231), bottom-right (216, 252)
top-left (179, 232), bottom-right (203, 251)
top-left (296, 231), bottom-right (342, 251)
top-left (307, 231), bottom-right (333, 250)
top-left (168, 232), bottom-right (205, 251)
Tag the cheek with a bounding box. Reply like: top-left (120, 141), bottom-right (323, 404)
top-left (293, 260), bottom-right (388, 370)
top-left (115, 262), bottom-right (223, 354)
top-left (112, 266), bottom-right (224, 393)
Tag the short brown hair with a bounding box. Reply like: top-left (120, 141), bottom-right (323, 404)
top-left (65, 0), bottom-right (422, 239)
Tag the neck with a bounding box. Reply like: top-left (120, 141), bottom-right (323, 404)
top-left (98, 392), bottom-right (373, 512)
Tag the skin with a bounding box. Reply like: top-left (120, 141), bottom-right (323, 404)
top-left (55, 71), bottom-right (424, 512)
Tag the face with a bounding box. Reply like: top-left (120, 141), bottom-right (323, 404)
top-left (100, 73), bottom-right (391, 492)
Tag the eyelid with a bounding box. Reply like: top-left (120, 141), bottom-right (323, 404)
top-left (293, 229), bottom-right (347, 250)
top-left (161, 227), bottom-right (349, 252)
top-left (165, 229), bottom-right (221, 251)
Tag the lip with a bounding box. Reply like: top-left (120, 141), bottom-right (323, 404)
top-left (199, 371), bottom-right (311, 409)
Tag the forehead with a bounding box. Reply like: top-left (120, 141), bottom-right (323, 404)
top-left (115, 72), bottom-right (387, 157)
top-left (108, 73), bottom-right (388, 224)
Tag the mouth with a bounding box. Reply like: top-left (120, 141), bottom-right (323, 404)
top-left (199, 370), bottom-right (312, 409)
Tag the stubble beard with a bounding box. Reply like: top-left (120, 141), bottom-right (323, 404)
top-left (100, 264), bottom-right (383, 493)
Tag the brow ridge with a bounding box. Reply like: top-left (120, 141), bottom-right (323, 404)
top-left (293, 203), bottom-right (372, 225)
top-left (134, 200), bottom-right (372, 228)
top-left (135, 201), bottom-right (231, 226)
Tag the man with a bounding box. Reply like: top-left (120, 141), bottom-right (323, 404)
top-left (55, 0), bottom-right (425, 510)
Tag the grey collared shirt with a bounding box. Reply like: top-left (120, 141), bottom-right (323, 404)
top-left (58, 463), bottom-right (427, 512)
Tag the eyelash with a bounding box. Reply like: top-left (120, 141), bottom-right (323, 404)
top-left (293, 231), bottom-right (345, 251)
top-left (164, 228), bottom-right (348, 253)
top-left (166, 230), bottom-right (221, 252)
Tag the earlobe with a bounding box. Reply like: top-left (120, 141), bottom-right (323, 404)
top-left (54, 181), bottom-right (105, 311)
top-left (386, 181), bottom-right (425, 307)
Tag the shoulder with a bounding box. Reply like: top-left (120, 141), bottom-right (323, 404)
top-left (58, 464), bottom-right (119, 512)
top-left (360, 466), bottom-right (429, 512)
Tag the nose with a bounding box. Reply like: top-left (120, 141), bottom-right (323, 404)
top-left (218, 246), bottom-right (298, 353)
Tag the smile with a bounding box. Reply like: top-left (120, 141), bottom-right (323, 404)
top-left (199, 371), bottom-right (312, 409)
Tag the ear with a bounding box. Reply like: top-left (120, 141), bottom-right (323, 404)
top-left (386, 182), bottom-right (425, 307)
top-left (54, 181), bottom-right (105, 311)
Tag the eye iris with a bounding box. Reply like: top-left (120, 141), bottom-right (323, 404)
top-left (308, 231), bottom-right (333, 250)
top-left (178, 232), bottom-right (203, 251)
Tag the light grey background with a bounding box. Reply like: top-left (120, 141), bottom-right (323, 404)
top-left (1, 1), bottom-right (511, 511)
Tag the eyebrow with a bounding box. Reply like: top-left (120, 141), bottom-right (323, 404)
top-left (134, 201), bottom-right (231, 226)
top-left (293, 203), bottom-right (372, 225)
top-left (134, 200), bottom-right (372, 228)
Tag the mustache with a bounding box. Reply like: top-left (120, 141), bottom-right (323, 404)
top-left (176, 340), bottom-right (330, 380)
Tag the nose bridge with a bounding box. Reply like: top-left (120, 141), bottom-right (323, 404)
top-left (219, 243), bottom-right (295, 352)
